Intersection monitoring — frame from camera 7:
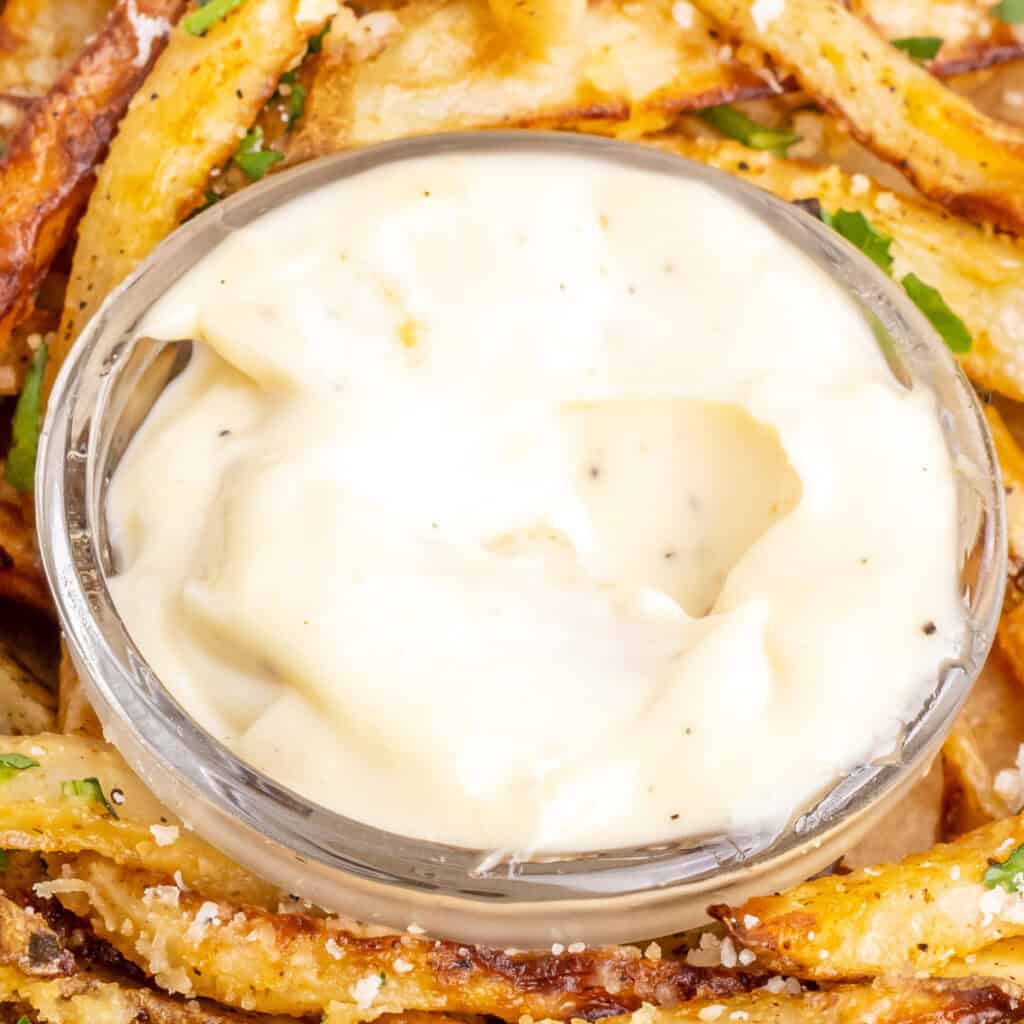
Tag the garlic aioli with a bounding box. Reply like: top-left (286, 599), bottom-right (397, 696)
top-left (106, 149), bottom-right (965, 854)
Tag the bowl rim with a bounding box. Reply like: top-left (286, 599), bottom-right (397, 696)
top-left (36, 129), bottom-right (1007, 945)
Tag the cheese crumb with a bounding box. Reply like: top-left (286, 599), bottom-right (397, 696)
top-left (738, 949), bottom-right (756, 966)
top-left (672, 1), bottom-right (695, 28)
top-left (296, 0), bottom-right (339, 26)
top-left (750, 0), bottom-right (783, 32)
top-left (850, 174), bottom-right (870, 196)
top-left (699, 1006), bottom-right (725, 1021)
top-left (995, 745), bottom-right (1024, 812)
top-left (149, 824), bottom-right (179, 847)
top-left (407, 923), bottom-right (426, 935)
top-left (326, 938), bottom-right (345, 960)
top-left (186, 901), bottom-right (221, 945)
top-left (551, 943), bottom-right (565, 955)
top-left (567, 942), bottom-right (586, 954)
top-left (644, 942), bottom-right (662, 961)
top-left (742, 915), bottom-right (759, 929)
top-left (143, 885), bottom-right (180, 908)
top-left (124, 0), bottom-right (171, 69)
top-left (393, 957), bottom-right (414, 973)
top-left (719, 937), bottom-right (737, 968)
top-left (352, 973), bottom-right (383, 1010)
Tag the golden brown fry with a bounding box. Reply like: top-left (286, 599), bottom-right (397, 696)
top-left (0, 501), bottom-right (50, 614)
top-left (0, 0), bottom-right (114, 97)
top-left (53, 854), bottom-right (755, 1022)
top-left (651, 136), bottom-right (1024, 400)
top-left (49, 0), bottom-right (337, 386)
top-left (686, 0), bottom-right (1024, 233)
top-left (711, 813), bottom-right (1024, 979)
top-left (0, 639), bottom-right (55, 735)
top-left (0, 0), bottom-right (185, 358)
top-left (0, 734), bottom-right (277, 908)
top-left (0, 965), bottom-right (303, 1024)
top-left (325, 980), bottom-right (1024, 1024)
top-left (487, 0), bottom-right (585, 57)
top-left (942, 718), bottom-right (1010, 837)
top-left (947, 936), bottom-right (1024, 985)
top-left (55, 649), bottom-right (100, 738)
top-left (853, 0), bottom-right (1024, 74)
top-left (290, 0), bottom-right (770, 160)
top-left (987, 406), bottom-right (1024, 575)
top-left (0, 892), bottom-right (73, 978)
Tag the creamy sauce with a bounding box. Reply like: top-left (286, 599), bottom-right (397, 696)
top-left (106, 149), bottom-right (965, 854)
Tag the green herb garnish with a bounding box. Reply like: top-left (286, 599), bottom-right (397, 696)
top-left (994, 0), bottom-right (1024, 24)
top-left (183, 0), bottom-right (246, 35)
top-left (308, 21), bottom-right (331, 53)
top-left (891, 36), bottom-right (943, 60)
top-left (984, 842), bottom-right (1024, 891)
top-left (5, 342), bottom-right (47, 492)
top-left (232, 127), bottom-right (284, 182)
top-left (0, 852), bottom-right (8, 873)
top-left (697, 105), bottom-right (801, 157)
top-left (901, 273), bottom-right (972, 353)
top-left (277, 71), bottom-right (307, 127)
top-left (61, 777), bottom-right (119, 819)
top-left (16, 1016), bottom-right (29, 1024)
top-left (0, 753), bottom-right (39, 782)
top-left (822, 209), bottom-right (894, 273)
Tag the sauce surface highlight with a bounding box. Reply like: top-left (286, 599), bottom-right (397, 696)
top-left (106, 150), bottom-right (965, 853)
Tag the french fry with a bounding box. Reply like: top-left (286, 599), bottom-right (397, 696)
top-left (0, 640), bottom-right (56, 735)
top-left (942, 719), bottom-right (1010, 837)
top-left (711, 813), bottom-right (1024, 979)
top-left (0, 965), bottom-right (305, 1024)
top-left (986, 406), bottom-right (1024, 577)
top-left (48, 0), bottom-right (337, 385)
top-left (0, 892), bottom-right (72, 978)
top-left (487, 0), bottom-right (586, 56)
top-left (328, 980), bottom-right (1024, 1024)
top-left (853, 0), bottom-right (1024, 75)
top-left (651, 137), bottom-right (1024, 400)
top-left (0, 0), bottom-right (186, 358)
top-left (0, 500), bottom-right (50, 614)
top-left (945, 936), bottom-right (1024, 985)
top-left (686, 0), bottom-right (1024, 233)
top-left (290, 0), bottom-right (772, 161)
top-left (53, 854), bottom-right (756, 1022)
top-left (0, 0), bottom-right (114, 97)
top-left (0, 734), bottom-right (277, 908)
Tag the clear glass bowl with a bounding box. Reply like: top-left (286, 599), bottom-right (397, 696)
top-left (36, 131), bottom-right (1006, 948)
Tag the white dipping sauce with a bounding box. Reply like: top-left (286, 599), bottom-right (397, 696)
top-left (107, 149), bottom-right (965, 854)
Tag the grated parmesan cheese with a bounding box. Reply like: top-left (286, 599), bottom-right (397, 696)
top-left (699, 1006), bottom-right (725, 1021)
top-left (149, 824), bottom-right (179, 847)
top-left (671, 1), bottom-right (695, 28)
top-left (750, 0), bottom-right (783, 32)
top-left (124, 0), bottom-right (171, 69)
top-left (352, 973), bottom-right (383, 1009)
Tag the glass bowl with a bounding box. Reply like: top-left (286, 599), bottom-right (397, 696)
top-left (36, 131), bottom-right (1006, 948)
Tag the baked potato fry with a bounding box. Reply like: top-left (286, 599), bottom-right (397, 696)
top-left (0, 0), bottom-right (185, 357)
top-left (0, 734), bottom-right (276, 908)
top-left (291, 0), bottom-right (771, 160)
top-left (711, 813), bottom-right (1024, 979)
top-left (487, 0), bottom-right (585, 57)
top-left (518, 981), bottom-right (1024, 1024)
top-left (687, 0), bottom-right (1024, 233)
top-left (854, 0), bottom-right (1024, 74)
top-left (943, 719), bottom-right (1011, 836)
top-left (0, 639), bottom-right (55, 735)
top-left (53, 854), bottom-right (756, 1022)
top-left (0, 500), bottom-right (50, 614)
top-left (49, 0), bottom-right (336, 383)
top-left (0, 965), bottom-right (306, 1024)
top-left (0, 0), bottom-right (114, 97)
top-left (651, 137), bottom-right (1024, 400)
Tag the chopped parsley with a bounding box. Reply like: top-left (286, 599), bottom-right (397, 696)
top-left (308, 21), bottom-right (331, 53)
top-left (891, 36), bottom-right (943, 60)
top-left (0, 851), bottom-right (8, 873)
top-left (5, 342), bottom-right (47, 492)
top-left (61, 777), bottom-right (119, 819)
top-left (901, 273), bottom-right (972, 353)
top-left (277, 71), bottom-right (307, 127)
top-left (16, 1017), bottom-right (29, 1024)
top-left (232, 127), bottom-right (284, 182)
top-left (822, 209), bottom-right (894, 273)
top-left (697, 105), bottom-right (800, 157)
top-left (0, 752), bottom-right (39, 782)
top-left (994, 0), bottom-right (1024, 24)
top-left (184, 0), bottom-right (247, 36)
top-left (185, 188), bottom-right (222, 222)
top-left (984, 842), bottom-right (1024, 891)
top-left (814, 208), bottom-right (972, 354)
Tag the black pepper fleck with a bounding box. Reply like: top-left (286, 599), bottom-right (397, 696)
top-left (922, 621), bottom-right (937, 635)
